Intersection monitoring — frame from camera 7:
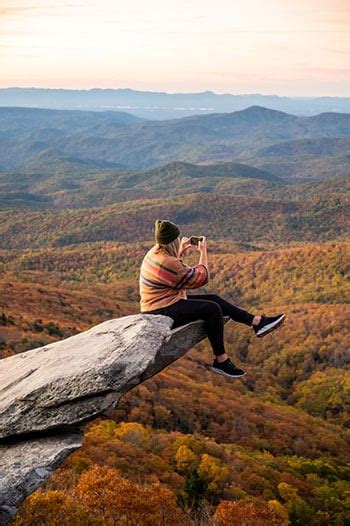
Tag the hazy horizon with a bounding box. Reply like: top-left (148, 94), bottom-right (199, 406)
top-left (1, 86), bottom-right (350, 99)
top-left (1, 0), bottom-right (349, 97)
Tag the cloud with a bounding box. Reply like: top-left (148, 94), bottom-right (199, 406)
top-left (223, 29), bottom-right (349, 33)
top-left (0, 2), bottom-right (79, 16)
top-left (0, 6), bottom-right (41, 16)
top-left (324, 48), bottom-right (350, 55)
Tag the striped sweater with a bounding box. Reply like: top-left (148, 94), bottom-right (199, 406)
top-left (139, 245), bottom-right (209, 312)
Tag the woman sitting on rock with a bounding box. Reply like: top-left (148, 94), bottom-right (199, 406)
top-left (139, 219), bottom-right (285, 379)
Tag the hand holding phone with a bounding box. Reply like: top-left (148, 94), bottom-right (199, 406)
top-left (189, 236), bottom-right (203, 246)
top-left (198, 236), bottom-right (206, 252)
top-left (179, 236), bottom-right (192, 257)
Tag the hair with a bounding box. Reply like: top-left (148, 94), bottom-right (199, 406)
top-left (154, 236), bottom-right (181, 258)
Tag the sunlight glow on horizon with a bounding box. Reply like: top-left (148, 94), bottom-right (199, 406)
top-left (0, 0), bottom-right (349, 96)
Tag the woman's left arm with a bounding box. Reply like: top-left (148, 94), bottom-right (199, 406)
top-left (179, 237), bottom-right (192, 258)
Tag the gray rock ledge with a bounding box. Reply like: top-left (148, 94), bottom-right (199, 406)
top-left (0, 313), bottom-right (229, 524)
top-left (0, 434), bottom-right (82, 525)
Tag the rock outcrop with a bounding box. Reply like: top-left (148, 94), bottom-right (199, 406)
top-left (0, 434), bottom-right (82, 525)
top-left (0, 313), bottom-right (229, 524)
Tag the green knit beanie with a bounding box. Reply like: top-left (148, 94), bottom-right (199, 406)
top-left (155, 219), bottom-right (180, 244)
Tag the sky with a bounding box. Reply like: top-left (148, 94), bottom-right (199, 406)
top-left (0, 0), bottom-right (349, 96)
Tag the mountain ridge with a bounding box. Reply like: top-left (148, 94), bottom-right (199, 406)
top-left (1, 87), bottom-right (350, 119)
top-left (1, 105), bottom-right (350, 171)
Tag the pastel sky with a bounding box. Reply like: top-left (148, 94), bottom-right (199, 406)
top-left (0, 0), bottom-right (349, 96)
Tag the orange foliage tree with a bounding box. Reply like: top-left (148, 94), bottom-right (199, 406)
top-left (213, 500), bottom-right (288, 526)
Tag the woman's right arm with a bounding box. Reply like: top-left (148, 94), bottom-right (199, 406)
top-left (198, 236), bottom-right (209, 278)
top-left (173, 236), bottom-right (209, 290)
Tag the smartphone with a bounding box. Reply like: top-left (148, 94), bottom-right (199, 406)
top-left (189, 236), bottom-right (203, 246)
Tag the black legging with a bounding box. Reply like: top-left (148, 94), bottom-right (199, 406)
top-left (144, 293), bottom-right (255, 356)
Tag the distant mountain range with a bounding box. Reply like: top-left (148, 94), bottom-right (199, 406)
top-left (0, 105), bottom-right (349, 177)
top-left (1, 87), bottom-right (350, 120)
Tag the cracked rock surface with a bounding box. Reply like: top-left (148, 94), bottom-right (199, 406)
top-left (0, 313), bottom-right (228, 524)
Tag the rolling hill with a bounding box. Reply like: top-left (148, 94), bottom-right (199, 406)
top-left (0, 180), bottom-right (348, 249)
top-left (0, 160), bottom-right (284, 209)
top-left (1, 105), bottom-right (350, 172)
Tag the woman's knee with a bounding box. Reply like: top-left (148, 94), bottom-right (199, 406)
top-left (200, 293), bottom-right (223, 304)
top-left (201, 300), bottom-right (223, 319)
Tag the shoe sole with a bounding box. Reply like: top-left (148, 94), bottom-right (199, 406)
top-left (256, 314), bottom-right (285, 338)
top-left (210, 366), bottom-right (246, 378)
